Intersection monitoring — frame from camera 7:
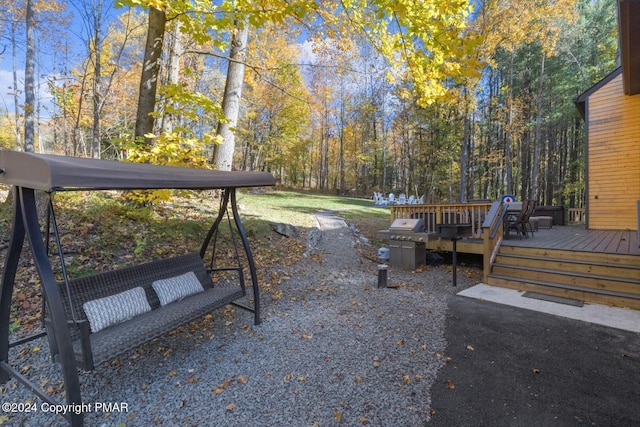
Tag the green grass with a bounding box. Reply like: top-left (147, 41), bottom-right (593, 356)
top-left (236, 189), bottom-right (390, 229)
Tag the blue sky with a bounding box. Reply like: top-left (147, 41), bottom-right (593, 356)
top-left (0, 2), bottom-right (121, 117)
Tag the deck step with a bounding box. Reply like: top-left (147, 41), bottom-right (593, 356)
top-left (493, 253), bottom-right (640, 280)
top-left (489, 242), bottom-right (640, 310)
top-left (498, 245), bottom-right (640, 267)
top-left (487, 275), bottom-right (640, 310)
top-left (491, 262), bottom-right (640, 293)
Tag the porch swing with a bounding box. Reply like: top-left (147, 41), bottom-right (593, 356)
top-left (0, 150), bottom-right (275, 426)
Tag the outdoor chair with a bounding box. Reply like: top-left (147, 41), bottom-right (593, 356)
top-left (388, 193), bottom-right (396, 204)
top-left (507, 199), bottom-right (535, 238)
top-left (521, 199), bottom-right (536, 237)
top-left (398, 193), bottom-right (407, 205)
top-left (407, 195), bottom-right (416, 204)
top-left (373, 192), bottom-right (388, 206)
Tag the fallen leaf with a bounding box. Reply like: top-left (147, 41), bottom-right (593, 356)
top-left (445, 380), bottom-right (455, 389)
top-left (532, 368), bottom-right (540, 374)
top-left (403, 374), bottom-right (411, 384)
top-left (167, 370), bottom-right (178, 377)
top-left (213, 388), bottom-right (225, 394)
top-left (466, 345), bottom-right (474, 351)
top-left (334, 410), bottom-right (342, 422)
top-left (396, 339), bottom-right (404, 346)
top-left (237, 375), bottom-right (249, 384)
top-left (225, 403), bottom-right (236, 412)
top-left (354, 375), bottom-right (363, 383)
top-left (373, 356), bottom-right (381, 368)
top-left (360, 415), bottom-right (370, 424)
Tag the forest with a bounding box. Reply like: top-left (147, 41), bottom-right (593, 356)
top-left (0, 0), bottom-right (620, 207)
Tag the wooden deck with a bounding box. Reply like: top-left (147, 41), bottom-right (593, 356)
top-left (388, 202), bottom-right (639, 309)
top-left (490, 225), bottom-right (640, 310)
top-left (502, 225), bottom-right (640, 256)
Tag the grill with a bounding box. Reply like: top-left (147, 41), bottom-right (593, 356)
top-left (387, 218), bottom-right (430, 270)
top-left (390, 218), bottom-right (424, 233)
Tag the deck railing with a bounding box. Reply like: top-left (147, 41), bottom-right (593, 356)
top-left (481, 202), bottom-right (507, 282)
top-left (390, 202), bottom-right (493, 238)
top-left (568, 208), bottom-right (586, 225)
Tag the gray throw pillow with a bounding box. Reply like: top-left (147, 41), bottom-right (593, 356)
top-left (83, 287), bottom-right (152, 333)
top-left (152, 271), bottom-right (205, 306)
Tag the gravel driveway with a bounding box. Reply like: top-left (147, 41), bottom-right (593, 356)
top-left (2, 211), bottom-right (478, 426)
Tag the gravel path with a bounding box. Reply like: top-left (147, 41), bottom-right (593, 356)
top-left (1, 211), bottom-right (478, 426)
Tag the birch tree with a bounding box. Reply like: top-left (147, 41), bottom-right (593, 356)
top-left (213, 20), bottom-right (248, 171)
top-left (24, 0), bottom-right (35, 153)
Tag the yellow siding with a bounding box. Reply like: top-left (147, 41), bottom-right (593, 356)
top-left (588, 73), bottom-right (640, 231)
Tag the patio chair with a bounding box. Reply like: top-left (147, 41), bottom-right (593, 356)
top-left (398, 193), bottom-right (407, 205)
top-left (374, 192), bottom-right (388, 206)
top-left (507, 199), bottom-right (534, 239)
top-left (407, 195), bottom-right (416, 204)
top-left (522, 199), bottom-right (536, 236)
top-left (388, 193), bottom-right (396, 204)
top-left (418, 194), bottom-right (425, 204)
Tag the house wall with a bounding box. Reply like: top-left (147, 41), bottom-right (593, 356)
top-left (588, 73), bottom-right (640, 230)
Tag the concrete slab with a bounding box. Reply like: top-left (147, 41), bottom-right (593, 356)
top-left (458, 283), bottom-right (640, 333)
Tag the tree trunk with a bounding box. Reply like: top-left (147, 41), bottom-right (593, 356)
top-left (505, 51), bottom-right (514, 196)
top-left (459, 91), bottom-right (470, 203)
top-left (24, 0), bottom-right (36, 153)
top-left (531, 54), bottom-right (546, 200)
top-left (91, 0), bottom-right (103, 158)
top-left (213, 20), bottom-right (249, 171)
top-left (338, 81), bottom-right (345, 195)
top-left (135, 7), bottom-right (166, 143)
top-left (161, 21), bottom-right (183, 134)
top-left (11, 18), bottom-right (22, 150)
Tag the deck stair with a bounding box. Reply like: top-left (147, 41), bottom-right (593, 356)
top-left (487, 245), bottom-right (640, 310)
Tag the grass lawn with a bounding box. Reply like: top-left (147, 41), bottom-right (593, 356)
top-left (235, 189), bottom-right (390, 241)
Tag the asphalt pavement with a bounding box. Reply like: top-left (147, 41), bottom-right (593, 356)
top-left (428, 295), bottom-right (640, 426)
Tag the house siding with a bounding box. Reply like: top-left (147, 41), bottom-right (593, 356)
top-left (588, 73), bottom-right (640, 230)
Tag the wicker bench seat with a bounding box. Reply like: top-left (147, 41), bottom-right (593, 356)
top-left (47, 252), bottom-right (247, 371)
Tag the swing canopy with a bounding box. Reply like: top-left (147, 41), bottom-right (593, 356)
top-left (0, 150), bottom-right (275, 191)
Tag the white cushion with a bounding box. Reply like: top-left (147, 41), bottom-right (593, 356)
top-left (83, 287), bottom-right (151, 333)
top-left (152, 271), bottom-right (204, 306)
